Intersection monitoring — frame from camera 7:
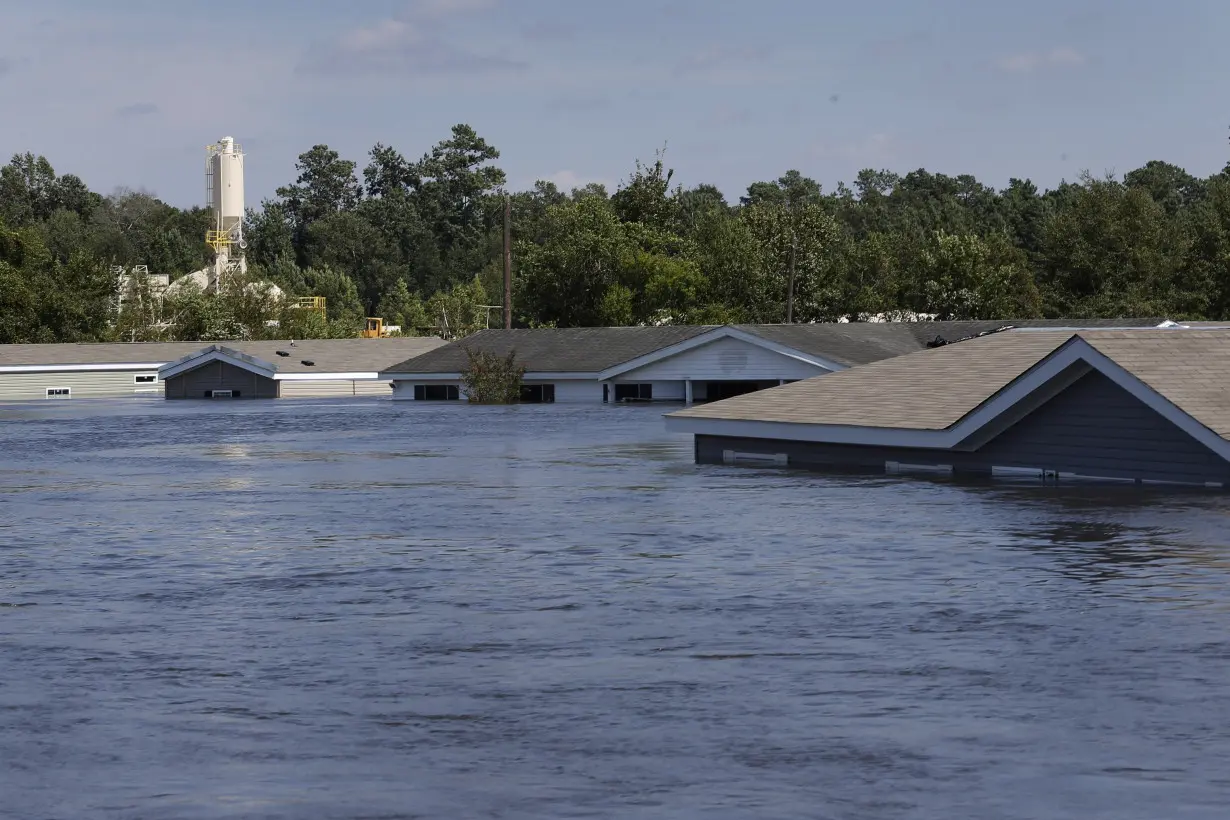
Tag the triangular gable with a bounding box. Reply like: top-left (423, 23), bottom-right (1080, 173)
top-left (597, 325), bottom-right (848, 380)
top-left (158, 345), bottom-right (278, 380)
top-left (969, 368), bottom-right (1230, 483)
top-left (665, 336), bottom-right (1230, 465)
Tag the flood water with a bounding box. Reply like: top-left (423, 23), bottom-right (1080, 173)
top-left (2, 399), bottom-right (1229, 819)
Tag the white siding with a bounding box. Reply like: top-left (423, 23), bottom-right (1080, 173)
top-left (545, 379), bottom-right (602, 403)
top-left (391, 379), bottom-right (461, 401)
top-left (391, 378), bottom-right (600, 403)
top-left (278, 379), bottom-right (392, 398)
top-left (0, 370), bottom-right (164, 401)
top-left (613, 336), bottom-right (830, 382)
top-left (619, 381), bottom-right (685, 401)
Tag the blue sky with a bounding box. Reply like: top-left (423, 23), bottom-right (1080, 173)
top-left (1, 0), bottom-right (1227, 208)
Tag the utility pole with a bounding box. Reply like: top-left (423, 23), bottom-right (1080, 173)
top-left (785, 229), bottom-right (797, 324)
top-left (503, 194), bottom-right (512, 329)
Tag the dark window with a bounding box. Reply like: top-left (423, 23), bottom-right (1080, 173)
top-left (45, 388), bottom-right (71, 397)
top-left (135, 375), bottom-right (157, 383)
top-left (414, 384), bottom-right (460, 401)
top-left (704, 381), bottom-right (763, 401)
top-left (520, 383), bottom-right (555, 403)
top-left (614, 383), bottom-right (653, 402)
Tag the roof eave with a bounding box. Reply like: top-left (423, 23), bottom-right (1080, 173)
top-left (666, 335), bottom-right (1230, 463)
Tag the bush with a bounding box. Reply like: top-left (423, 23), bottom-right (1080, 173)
top-left (460, 347), bottom-right (525, 404)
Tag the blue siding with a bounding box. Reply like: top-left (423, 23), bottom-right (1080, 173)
top-left (973, 371), bottom-right (1229, 483)
top-left (694, 371), bottom-right (1230, 486)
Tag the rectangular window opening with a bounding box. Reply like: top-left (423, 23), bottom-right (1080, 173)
top-left (205, 389), bottom-right (237, 398)
top-left (614, 383), bottom-right (653, 402)
top-left (703, 381), bottom-right (764, 401)
top-left (45, 387), bottom-right (71, 398)
top-left (134, 374), bottom-right (158, 384)
top-left (519, 383), bottom-right (556, 403)
top-left (414, 384), bottom-right (460, 401)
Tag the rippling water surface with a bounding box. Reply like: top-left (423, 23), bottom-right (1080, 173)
top-left (2, 398), bottom-right (1230, 819)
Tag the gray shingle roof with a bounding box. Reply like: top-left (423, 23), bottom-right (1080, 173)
top-left (181, 338), bottom-right (448, 373)
top-left (1, 337), bottom-right (446, 372)
top-left (669, 327), bottom-right (1230, 438)
top-left (381, 326), bottom-right (717, 373)
top-left (740, 319), bottom-right (1165, 366)
top-left (382, 319), bottom-right (1167, 374)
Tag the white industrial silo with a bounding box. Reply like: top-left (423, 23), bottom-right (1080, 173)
top-left (204, 136), bottom-right (248, 291)
top-left (210, 136), bottom-right (245, 238)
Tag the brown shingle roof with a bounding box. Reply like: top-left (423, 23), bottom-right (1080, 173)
top-left (670, 329), bottom-right (1075, 429)
top-left (1082, 330), bottom-right (1230, 438)
top-left (670, 327), bottom-right (1230, 438)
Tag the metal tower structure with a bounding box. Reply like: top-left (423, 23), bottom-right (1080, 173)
top-left (204, 137), bottom-right (247, 293)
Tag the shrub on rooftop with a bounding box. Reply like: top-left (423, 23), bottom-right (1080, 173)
top-left (460, 347), bottom-right (525, 404)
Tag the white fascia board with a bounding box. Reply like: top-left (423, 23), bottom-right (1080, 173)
top-left (158, 349), bottom-right (277, 380)
top-left (379, 371), bottom-right (598, 381)
top-left (665, 337), bottom-right (1230, 461)
top-left (380, 371), bottom-right (463, 381)
top-left (663, 414), bottom-right (949, 447)
top-left (524, 372), bottom-right (597, 380)
top-left (274, 372), bottom-right (379, 381)
top-left (0, 363), bottom-right (168, 373)
top-left (598, 326), bottom-right (845, 380)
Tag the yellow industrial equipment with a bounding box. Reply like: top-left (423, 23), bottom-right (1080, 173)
top-left (292, 296), bottom-right (326, 313)
top-left (361, 317), bottom-right (384, 338)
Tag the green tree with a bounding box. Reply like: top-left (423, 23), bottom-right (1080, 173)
top-left (275, 145), bottom-right (361, 246)
top-left (611, 149), bottom-right (679, 229)
top-left (376, 278), bottom-right (429, 332)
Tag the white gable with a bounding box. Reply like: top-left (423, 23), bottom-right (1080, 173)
top-left (612, 335), bottom-right (831, 382)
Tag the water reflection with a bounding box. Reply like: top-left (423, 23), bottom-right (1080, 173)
top-left (2, 400), bottom-right (1230, 818)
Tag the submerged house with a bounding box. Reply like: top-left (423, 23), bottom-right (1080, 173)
top-left (158, 338), bottom-right (446, 399)
top-left (0, 341), bottom-right (218, 401)
top-left (379, 320), bottom-right (1166, 404)
top-left (0, 337), bottom-right (446, 402)
top-left (665, 327), bottom-right (1230, 487)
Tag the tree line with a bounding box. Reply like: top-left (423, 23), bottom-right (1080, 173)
top-left (4, 122), bottom-right (1230, 344)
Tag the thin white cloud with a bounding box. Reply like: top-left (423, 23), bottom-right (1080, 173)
top-left (996, 47), bottom-right (1085, 73)
top-left (408, 0), bottom-right (498, 20)
top-left (298, 10), bottom-right (524, 77)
